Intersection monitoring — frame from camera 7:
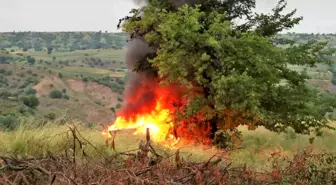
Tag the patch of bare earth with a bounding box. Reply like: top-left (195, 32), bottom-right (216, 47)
top-left (67, 79), bottom-right (121, 108)
top-left (85, 82), bottom-right (121, 108)
top-left (33, 76), bottom-right (66, 97)
top-left (82, 103), bottom-right (113, 124)
top-left (308, 79), bottom-right (336, 93)
top-left (67, 79), bottom-right (85, 92)
top-left (66, 79), bottom-right (119, 123)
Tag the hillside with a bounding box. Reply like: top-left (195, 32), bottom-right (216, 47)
top-left (1, 32), bottom-right (336, 130)
top-left (0, 48), bottom-right (127, 129)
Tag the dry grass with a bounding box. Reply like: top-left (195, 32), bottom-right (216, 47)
top-left (0, 122), bottom-right (335, 185)
top-left (1, 120), bottom-right (335, 169)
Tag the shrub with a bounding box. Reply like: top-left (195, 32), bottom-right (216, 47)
top-left (27, 56), bottom-right (35, 65)
top-left (0, 75), bottom-right (8, 87)
top-left (25, 88), bottom-right (37, 95)
top-left (82, 77), bottom-right (88, 82)
top-left (95, 101), bottom-right (103, 106)
top-left (110, 107), bottom-right (116, 115)
top-left (10, 82), bottom-right (18, 89)
top-left (0, 115), bottom-right (18, 131)
top-left (212, 129), bottom-right (242, 149)
top-left (18, 105), bottom-right (29, 114)
top-left (49, 89), bottom-right (63, 99)
top-left (116, 103), bottom-right (121, 109)
top-left (63, 94), bottom-right (70, 100)
top-left (0, 90), bottom-right (12, 99)
top-left (21, 95), bottom-right (39, 108)
top-left (45, 113), bottom-right (56, 120)
top-left (88, 122), bottom-right (96, 128)
top-left (18, 72), bottom-right (25, 77)
top-left (58, 73), bottom-right (63, 78)
top-left (62, 88), bottom-right (67, 93)
top-left (27, 69), bottom-right (33, 74)
top-left (5, 70), bottom-right (13, 76)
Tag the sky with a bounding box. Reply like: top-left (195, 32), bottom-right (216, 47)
top-left (0, 0), bottom-right (335, 33)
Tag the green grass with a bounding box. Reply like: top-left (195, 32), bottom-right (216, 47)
top-left (229, 124), bottom-right (336, 169)
top-left (54, 66), bottom-right (122, 78)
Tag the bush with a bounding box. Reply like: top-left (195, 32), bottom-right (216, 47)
top-left (0, 90), bottom-right (12, 99)
top-left (88, 122), bottom-right (96, 128)
top-left (82, 77), bottom-right (88, 82)
top-left (10, 82), bottom-right (18, 89)
top-left (21, 95), bottom-right (39, 108)
top-left (0, 115), bottom-right (18, 131)
top-left (18, 72), bottom-right (25, 77)
top-left (45, 113), bottom-right (56, 120)
top-left (27, 56), bottom-right (35, 65)
top-left (27, 69), bottom-right (33, 74)
top-left (63, 94), bottom-right (70, 100)
top-left (5, 70), bottom-right (13, 76)
top-left (212, 129), bottom-right (242, 149)
top-left (49, 89), bottom-right (63, 99)
top-left (116, 103), bottom-right (121, 109)
top-left (18, 105), bottom-right (28, 114)
top-left (62, 88), bottom-right (67, 93)
top-left (110, 107), bottom-right (116, 115)
top-left (58, 73), bottom-right (63, 78)
top-left (25, 88), bottom-right (37, 95)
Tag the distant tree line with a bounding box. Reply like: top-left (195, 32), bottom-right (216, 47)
top-left (0, 32), bottom-right (128, 52)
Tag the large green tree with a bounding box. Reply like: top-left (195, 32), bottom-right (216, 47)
top-left (120, 0), bottom-right (335, 138)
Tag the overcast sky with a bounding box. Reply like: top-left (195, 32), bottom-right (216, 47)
top-left (0, 0), bottom-right (335, 33)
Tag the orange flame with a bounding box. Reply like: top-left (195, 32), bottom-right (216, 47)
top-left (103, 101), bottom-right (180, 146)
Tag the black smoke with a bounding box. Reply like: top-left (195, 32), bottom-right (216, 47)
top-left (118, 0), bottom-right (196, 118)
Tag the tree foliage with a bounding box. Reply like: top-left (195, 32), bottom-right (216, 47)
top-left (21, 95), bottom-right (39, 109)
top-left (27, 56), bottom-right (36, 65)
top-left (121, 0), bottom-right (336, 135)
top-left (49, 89), bottom-right (63, 99)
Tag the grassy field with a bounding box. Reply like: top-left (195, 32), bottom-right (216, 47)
top-left (22, 48), bottom-right (127, 62)
top-left (53, 66), bottom-right (125, 78)
top-left (1, 120), bottom-right (335, 169)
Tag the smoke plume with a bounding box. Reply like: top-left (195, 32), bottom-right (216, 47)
top-left (118, 0), bottom-right (196, 118)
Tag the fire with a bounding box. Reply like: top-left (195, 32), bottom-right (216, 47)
top-left (103, 101), bottom-right (180, 146)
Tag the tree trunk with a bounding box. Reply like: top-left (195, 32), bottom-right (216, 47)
top-left (209, 115), bottom-right (219, 139)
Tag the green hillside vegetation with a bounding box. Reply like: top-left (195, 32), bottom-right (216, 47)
top-left (2, 32), bottom-right (336, 130)
top-left (277, 32), bottom-right (336, 49)
top-left (1, 32), bottom-right (336, 128)
top-left (0, 31), bottom-right (127, 52)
